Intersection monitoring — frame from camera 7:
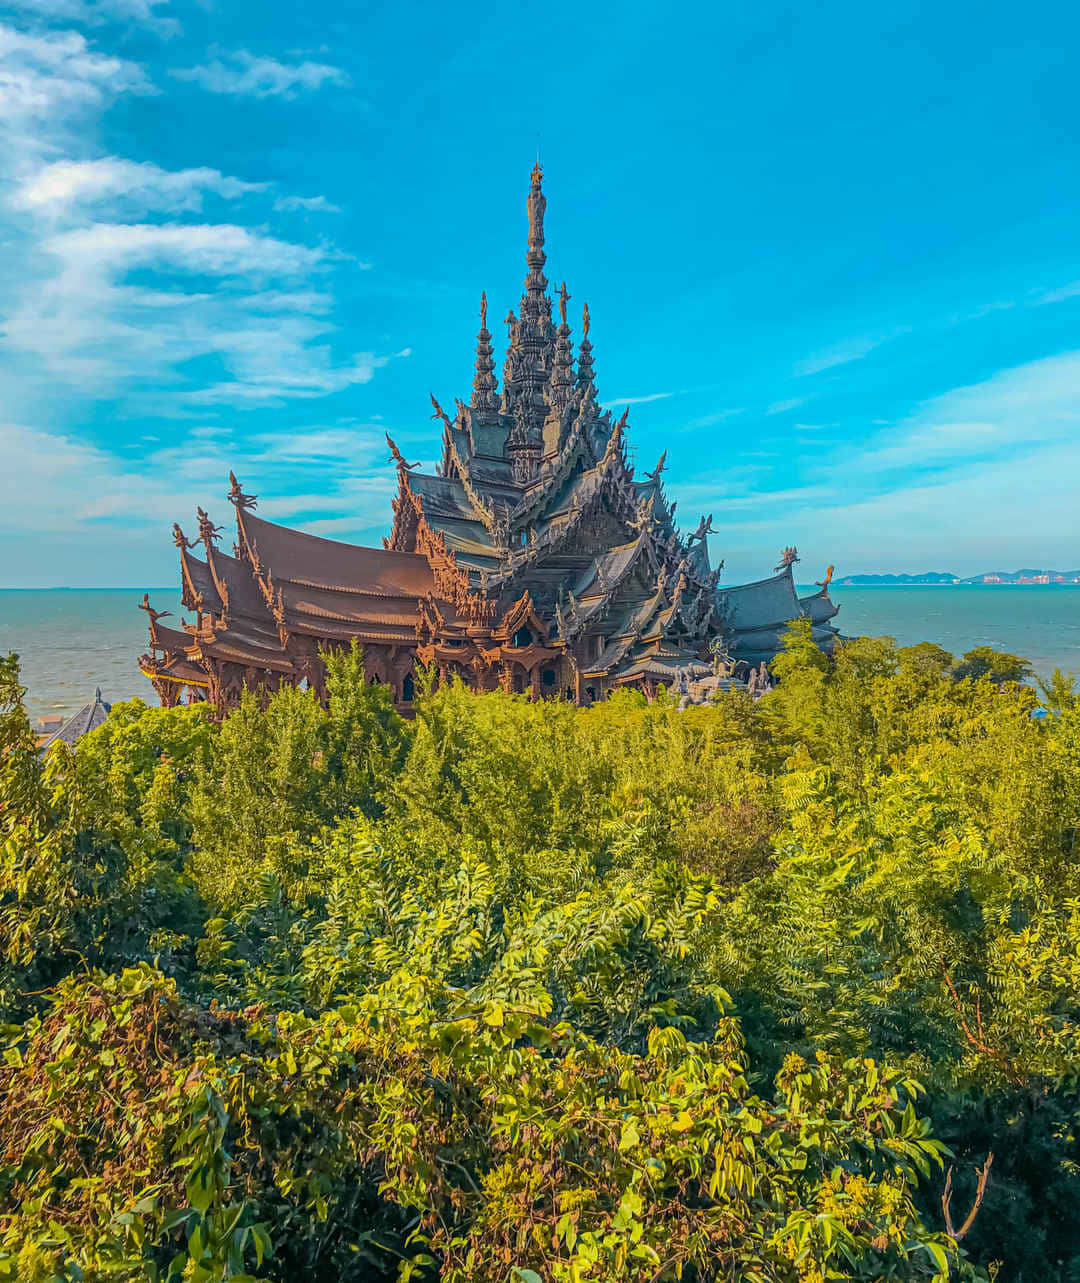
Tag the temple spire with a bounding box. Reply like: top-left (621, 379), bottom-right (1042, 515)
top-left (502, 163), bottom-right (555, 426)
top-left (524, 161), bottom-right (547, 297)
top-left (471, 291), bottom-right (499, 413)
top-left (547, 281), bottom-right (573, 413)
top-left (575, 301), bottom-right (596, 400)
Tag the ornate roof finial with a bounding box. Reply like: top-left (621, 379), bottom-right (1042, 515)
top-left (471, 291), bottom-right (499, 413)
top-left (429, 393), bottom-right (453, 434)
top-left (386, 432), bottom-right (421, 473)
top-left (547, 282), bottom-right (574, 415)
top-left (645, 450), bottom-right (668, 483)
top-left (172, 522), bottom-right (195, 550)
top-left (776, 546), bottom-right (800, 571)
top-left (524, 162), bottom-right (547, 298)
top-left (197, 506), bottom-right (223, 546)
top-left (576, 302), bottom-right (596, 399)
top-left (228, 471), bottom-right (257, 510)
top-left (139, 593), bottom-right (172, 628)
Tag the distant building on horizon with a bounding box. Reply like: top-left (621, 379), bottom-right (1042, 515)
top-left (140, 167), bottom-right (839, 712)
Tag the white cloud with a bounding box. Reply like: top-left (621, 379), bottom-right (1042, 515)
top-left (794, 335), bottom-right (886, 377)
top-left (0, 418), bottom-right (399, 539)
top-left (171, 50), bottom-right (349, 98)
top-left (187, 348), bottom-right (411, 405)
top-left (0, 23), bottom-right (152, 148)
top-left (14, 157), bottom-right (267, 214)
top-left (1033, 280), bottom-right (1080, 306)
top-left (855, 350), bottom-right (1080, 474)
top-left (601, 391), bottom-right (674, 408)
top-left (765, 396), bottom-right (806, 416)
top-left (705, 350), bottom-right (1080, 579)
top-left (3, 0), bottom-right (178, 37)
top-left (43, 221), bottom-right (327, 276)
top-left (675, 407), bottom-right (743, 433)
top-left (274, 194), bottom-right (341, 213)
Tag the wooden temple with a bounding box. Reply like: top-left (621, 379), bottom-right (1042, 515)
top-left (140, 165), bottom-right (840, 712)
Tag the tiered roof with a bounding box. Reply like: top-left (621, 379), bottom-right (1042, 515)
top-left (140, 166), bottom-right (839, 709)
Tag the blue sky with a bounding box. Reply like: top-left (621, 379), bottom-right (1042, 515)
top-left (2, 0), bottom-right (1079, 587)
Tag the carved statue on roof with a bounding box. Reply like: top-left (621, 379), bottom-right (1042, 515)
top-left (386, 433), bottom-right (421, 472)
top-left (172, 522), bottom-right (195, 550)
top-left (688, 513), bottom-right (715, 545)
top-left (644, 451), bottom-right (668, 483)
top-left (816, 565), bottom-right (835, 588)
top-left (776, 546), bottom-right (800, 570)
top-left (197, 507), bottom-right (223, 546)
top-left (558, 281), bottom-right (570, 326)
top-left (629, 494), bottom-right (656, 533)
top-left (228, 472), bottom-right (257, 510)
top-left (429, 394), bottom-right (453, 434)
top-left (138, 593), bottom-right (172, 625)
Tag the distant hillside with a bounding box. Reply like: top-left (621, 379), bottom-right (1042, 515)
top-left (836, 570), bottom-right (1080, 586)
top-left (834, 572), bottom-right (958, 586)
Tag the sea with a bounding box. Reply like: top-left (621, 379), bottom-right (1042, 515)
top-left (1, 585), bottom-right (1079, 724)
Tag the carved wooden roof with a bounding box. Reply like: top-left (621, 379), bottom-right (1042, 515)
top-left (144, 166), bottom-right (840, 695)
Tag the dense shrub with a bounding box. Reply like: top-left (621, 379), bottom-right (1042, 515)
top-left (1, 635), bottom-right (1077, 1281)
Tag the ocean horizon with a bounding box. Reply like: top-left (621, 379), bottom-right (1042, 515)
top-left (2, 584), bottom-right (1078, 723)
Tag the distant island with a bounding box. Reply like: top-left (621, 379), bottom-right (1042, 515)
top-left (835, 569), bottom-right (1080, 586)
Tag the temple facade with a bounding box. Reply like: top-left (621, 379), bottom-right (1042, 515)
top-left (140, 166), bottom-right (839, 712)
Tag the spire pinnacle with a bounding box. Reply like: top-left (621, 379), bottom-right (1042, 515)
top-left (547, 281), bottom-right (573, 416)
top-left (471, 290), bottom-right (498, 413)
top-left (576, 301), bottom-right (596, 399)
top-left (524, 161), bottom-right (548, 298)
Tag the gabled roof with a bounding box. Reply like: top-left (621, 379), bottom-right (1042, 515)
top-left (239, 509), bottom-right (435, 596)
top-left (799, 585), bottom-right (841, 626)
top-left (40, 689), bottom-right (110, 750)
top-left (717, 566), bottom-right (803, 632)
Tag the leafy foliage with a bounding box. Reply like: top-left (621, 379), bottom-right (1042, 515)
top-left (2, 633), bottom-right (1078, 1281)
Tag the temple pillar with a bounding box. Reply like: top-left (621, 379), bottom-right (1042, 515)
top-left (529, 666), bottom-right (541, 702)
top-left (151, 677), bottom-right (180, 709)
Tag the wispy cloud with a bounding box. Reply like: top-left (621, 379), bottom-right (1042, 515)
top-left (0, 418), bottom-right (400, 538)
top-left (765, 396), bottom-right (807, 416)
top-left (0, 18), bottom-right (395, 411)
top-left (3, 0), bottom-right (178, 37)
top-left (13, 157), bottom-right (267, 214)
top-left (601, 391), bottom-right (674, 408)
top-left (853, 350), bottom-right (1080, 474)
top-left (43, 220), bottom-right (328, 275)
top-left (274, 193), bottom-right (341, 213)
top-left (681, 408), bottom-right (743, 431)
top-left (1032, 280), bottom-right (1080, 306)
top-left (794, 335), bottom-right (886, 377)
top-left (171, 50), bottom-right (349, 98)
top-left (0, 23), bottom-right (153, 146)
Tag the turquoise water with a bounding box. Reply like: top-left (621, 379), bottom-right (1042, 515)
top-left (1, 585), bottom-right (1078, 723)
top-left (826, 585), bottom-right (1080, 680)
top-left (0, 590), bottom-right (184, 724)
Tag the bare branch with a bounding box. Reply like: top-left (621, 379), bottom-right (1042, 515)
top-left (942, 1152), bottom-right (994, 1241)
